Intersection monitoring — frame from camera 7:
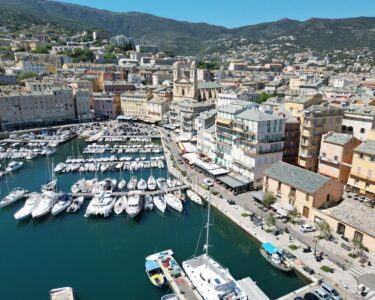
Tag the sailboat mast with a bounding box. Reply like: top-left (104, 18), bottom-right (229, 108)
top-left (205, 186), bottom-right (211, 264)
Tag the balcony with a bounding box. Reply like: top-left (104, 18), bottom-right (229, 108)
top-left (319, 156), bottom-right (340, 165)
top-left (289, 192), bottom-right (296, 200)
top-left (299, 151), bottom-right (313, 158)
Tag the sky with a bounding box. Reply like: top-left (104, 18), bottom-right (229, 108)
top-left (56, 0), bottom-right (375, 28)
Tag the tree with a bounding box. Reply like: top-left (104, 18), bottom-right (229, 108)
top-left (17, 72), bottom-right (38, 83)
top-left (316, 221), bottom-right (331, 239)
top-left (262, 192), bottom-right (276, 208)
top-left (288, 208), bottom-right (301, 224)
top-left (265, 212), bottom-right (276, 229)
top-left (256, 92), bottom-right (273, 104)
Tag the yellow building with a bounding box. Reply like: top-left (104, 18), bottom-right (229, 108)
top-left (284, 94), bottom-right (323, 118)
top-left (347, 134), bottom-right (375, 200)
top-left (263, 161), bottom-right (343, 219)
top-left (299, 105), bottom-right (344, 172)
top-left (120, 90), bottom-right (152, 118)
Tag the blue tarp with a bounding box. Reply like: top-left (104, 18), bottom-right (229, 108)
top-left (261, 242), bottom-right (279, 255)
top-left (145, 260), bottom-right (159, 271)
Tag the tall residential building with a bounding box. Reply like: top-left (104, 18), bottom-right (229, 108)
top-left (73, 89), bottom-right (92, 121)
top-left (298, 105), bottom-right (344, 172)
top-left (342, 106), bottom-right (375, 141)
top-left (195, 109), bottom-right (217, 159)
top-left (347, 134), bottom-right (375, 200)
top-left (284, 94), bottom-right (323, 118)
top-left (318, 132), bottom-right (361, 184)
top-left (92, 92), bottom-right (120, 119)
top-left (120, 90), bottom-right (152, 119)
top-left (216, 104), bottom-right (285, 187)
top-left (283, 116), bottom-right (301, 165)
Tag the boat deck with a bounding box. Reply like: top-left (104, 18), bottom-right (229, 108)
top-left (157, 257), bottom-right (202, 300)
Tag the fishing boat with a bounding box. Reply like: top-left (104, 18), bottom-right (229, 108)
top-left (186, 189), bottom-right (203, 205)
top-left (127, 176), bottom-right (138, 190)
top-left (50, 287), bottom-right (74, 300)
top-left (66, 196), bottom-right (84, 213)
top-left (145, 260), bottom-right (165, 288)
top-left (153, 195), bottom-right (166, 213)
top-left (143, 194), bottom-right (154, 211)
top-left (0, 187), bottom-right (27, 207)
top-left (14, 193), bottom-right (40, 220)
top-left (182, 184), bottom-right (247, 300)
top-left (126, 193), bottom-right (142, 218)
top-left (147, 176), bottom-right (157, 191)
top-left (137, 178), bottom-right (147, 190)
top-left (260, 242), bottom-right (293, 272)
top-left (118, 179), bottom-right (126, 190)
top-left (32, 191), bottom-right (58, 218)
top-left (51, 193), bottom-right (72, 216)
top-left (5, 161), bottom-right (23, 172)
top-left (164, 193), bottom-right (183, 212)
top-left (114, 196), bottom-right (127, 215)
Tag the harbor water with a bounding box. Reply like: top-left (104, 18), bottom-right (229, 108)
top-left (0, 138), bottom-right (309, 299)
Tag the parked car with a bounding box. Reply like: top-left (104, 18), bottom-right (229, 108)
top-left (300, 224), bottom-right (316, 233)
top-left (304, 292), bottom-right (319, 300)
top-left (203, 178), bottom-right (214, 187)
top-left (313, 288), bottom-right (332, 300)
top-left (320, 283), bottom-right (342, 300)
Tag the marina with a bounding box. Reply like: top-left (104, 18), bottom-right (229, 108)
top-left (0, 127), bottom-right (308, 299)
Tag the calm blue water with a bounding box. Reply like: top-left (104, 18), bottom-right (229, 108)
top-left (0, 139), bottom-right (308, 300)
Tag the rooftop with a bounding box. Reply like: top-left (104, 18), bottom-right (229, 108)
top-left (354, 139), bottom-right (375, 156)
top-left (324, 132), bottom-right (353, 146)
top-left (264, 161), bottom-right (330, 194)
top-left (198, 82), bottom-right (222, 89)
top-left (322, 199), bottom-right (375, 237)
top-left (236, 109), bottom-right (281, 122)
top-left (218, 104), bottom-right (247, 114)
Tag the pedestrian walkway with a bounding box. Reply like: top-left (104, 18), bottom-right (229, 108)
top-left (350, 266), bottom-right (369, 278)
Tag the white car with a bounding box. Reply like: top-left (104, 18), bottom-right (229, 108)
top-left (203, 178), bottom-right (214, 187)
top-left (300, 224), bottom-right (316, 233)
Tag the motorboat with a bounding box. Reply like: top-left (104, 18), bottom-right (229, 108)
top-left (51, 193), bottom-right (72, 216)
top-left (174, 190), bottom-right (185, 202)
top-left (84, 191), bottom-right (116, 218)
top-left (127, 176), bottom-right (137, 190)
top-left (114, 196), bottom-right (127, 215)
top-left (66, 196), bottom-right (84, 213)
top-left (118, 179), bottom-right (126, 190)
top-left (50, 287), bottom-right (74, 300)
top-left (164, 193), bottom-right (183, 212)
top-left (145, 260), bottom-right (165, 288)
top-left (32, 191), bottom-right (58, 218)
top-left (14, 193), bottom-right (40, 220)
top-left (166, 178), bottom-right (175, 188)
top-left (41, 179), bottom-right (57, 192)
top-left (147, 176), bottom-right (157, 191)
top-left (186, 189), bottom-right (203, 206)
top-left (260, 242), bottom-right (293, 272)
top-left (126, 193), bottom-right (142, 218)
top-left (0, 187), bottom-right (27, 207)
top-left (54, 163), bottom-right (66, 173)
top-left (156, 178), bottom-right (166, 190)
top-left (153, 195), bottom-right (166, 213)
top-left (143, 194), bottom-right (154, 211)
top-left (102, 178), bottom-right (116, 192)
top-left (137, 178), bottom-right (147, 190)
top-left (6, 161), bottom-right (23, 172)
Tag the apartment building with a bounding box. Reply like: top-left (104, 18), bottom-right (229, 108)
top-left (146, 97), bottom-right (170, 122)
top-left (263, 161), bottom-right (343, 219)
top-left (284, 94), bottom-right (323, 118)
top-left (92, 92), bottom-right (120, 119)
top-left (73, 89), bottom-right (92, 121)
top-left (298, 105), bottom-right (344, 171)
top-left (0, 88), bottom-right (76, 130)
top-left (283, 116), bottom-right (301, 165)
top-left (216, 104), bottom-right (285, 187)
top-left (120, 90), bottom-right (152, 118)
top-left (346, 136), bottom-right (375, 200)
top-left (195, 109), bottom-right (217, 159)
top-left (318, 132), bottom-right (361, 183)
top-left (342, 106), bottom-right (375, 141)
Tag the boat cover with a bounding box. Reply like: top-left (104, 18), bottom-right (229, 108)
top-left (146, 260), bottom-right (159, 271)
top-left (262, 242), bottom-right (279, 255)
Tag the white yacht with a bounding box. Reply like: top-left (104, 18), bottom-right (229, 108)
top-left (14, 193), bottom-right (40, 220)
top-left (126, 193), bottom-right (142, 218)
top-left (41, 179), bottom-right (57, 192)
top-left (32, 191), bottom-right (58, 218)
top-left (54, 163), bottom-right (66, 173)
top-left (6, 161), bottom-right (23, 172)
top-left (156, 178), bottom-right (166, 190)
top-left (66, 196), bottom-right (84, 213)
top-left (137, 178), bottom-right (147, 190)
top-left (114, 196), bottom-right (127, 215)
top-left (186, 189), bottom-right (203, 206)
top-left (147, 176), bottom-right (157, 191)
top-left (164, 193), bottom-right (183, 212)
top-left (153, 195), bottom-right (166, 213)
top-left (0, 187), bottom-right (27, 207)
top-left (51, 193), bottom-right (72, 216)
top-left (127, 176), bottom-right (137, 190)
top-left (143, 194), bottom-right (154, 211)
top-left (85, 191), bottom-right (115, 218)
top-left (118, 179), bottom-right (126, 190)
top-left (183, 186), bottom-right (247, 300)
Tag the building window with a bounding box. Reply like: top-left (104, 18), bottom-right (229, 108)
top-left (334, 155), bottom-right (338, 161)
top-left (360, 128), bottom-right (365, 134)
top-left (337, 223), bottom-right (346, 235)
top-left (354, 231), bottom-right (363, 244)
top-left (305, 194), bottom-right (309, 201)
top-left (359, 154), bottom-right (364, 159)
